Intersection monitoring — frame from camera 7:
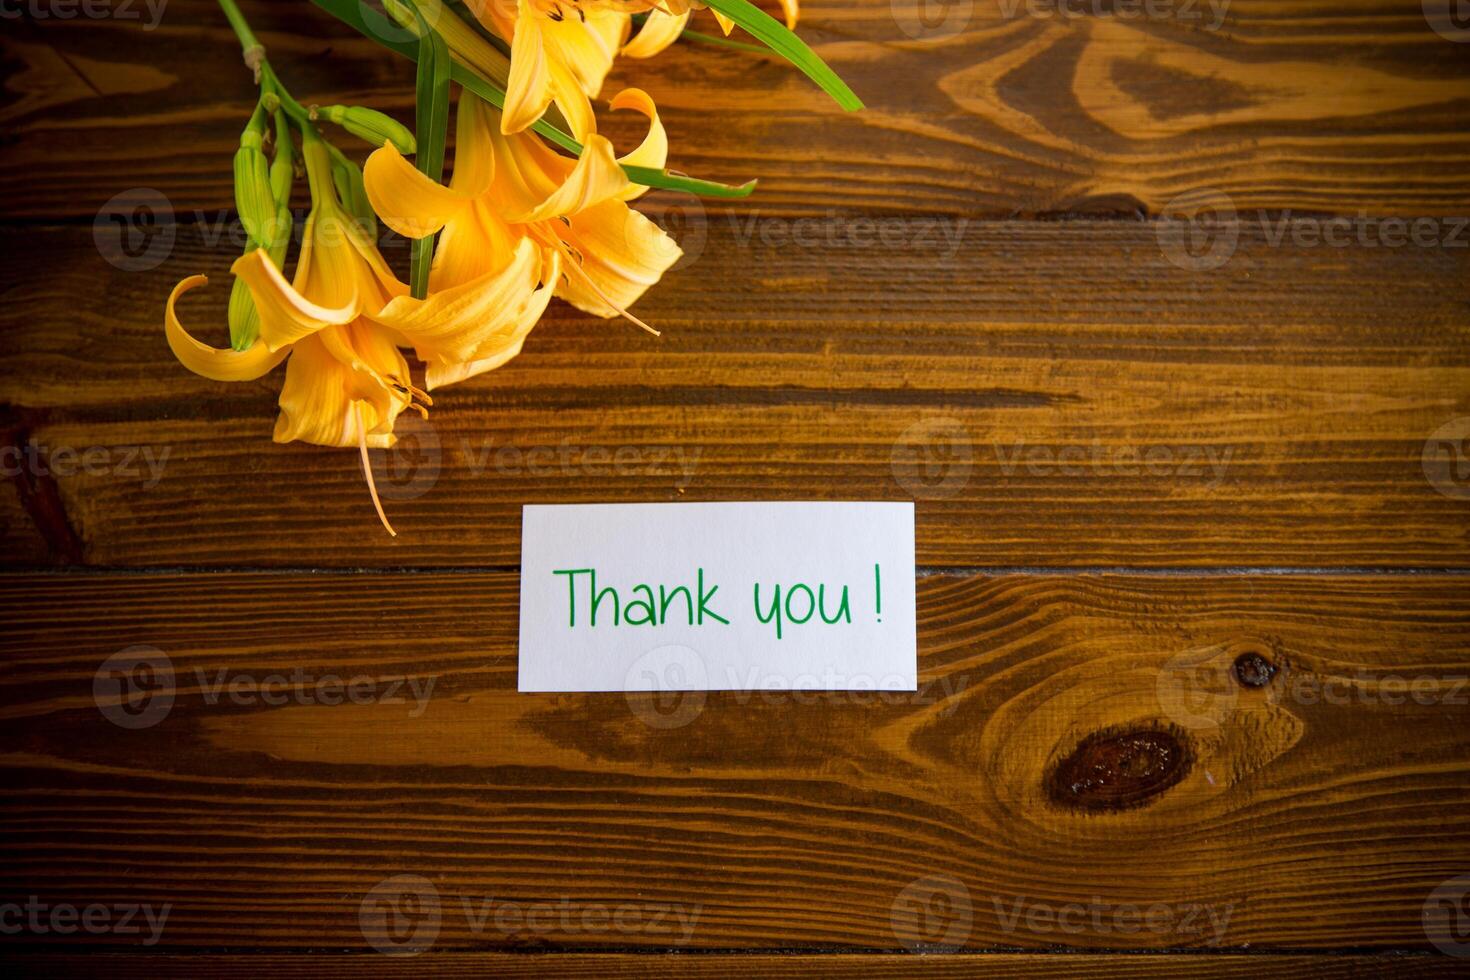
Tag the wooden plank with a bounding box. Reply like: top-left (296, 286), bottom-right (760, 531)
top-left (3, 571), bottom-right (1468, 950)
top-left (3, 953), bottom-right (1462, 978)
top-left (4, 0), bottom-right (1470, 219)
top-left (3, 220), bottom-right (1467, 568)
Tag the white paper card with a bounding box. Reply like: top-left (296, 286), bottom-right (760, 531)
top-left (518, 502), bottom-right (917, 693)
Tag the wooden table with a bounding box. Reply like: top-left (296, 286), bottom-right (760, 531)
top-left (4, 0), bottom-right (1470, 975)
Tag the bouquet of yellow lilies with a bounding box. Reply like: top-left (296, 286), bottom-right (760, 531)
top-left (164, 0), bottom-right (860, 534)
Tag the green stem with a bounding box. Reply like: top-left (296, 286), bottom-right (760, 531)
top-left (215, 0), bottom-right (260, 53)
top-left (259, 63), bottom-right (313, 128)
top-left (216, 0), bottom-right (315, 133)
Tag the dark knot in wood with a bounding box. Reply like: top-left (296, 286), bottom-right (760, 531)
top-left (1232, 649), bottom-right (1278, 688)
top-left (1048, 728), bottom-right (1191, 812)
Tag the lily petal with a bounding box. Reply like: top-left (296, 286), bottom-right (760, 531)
top-left (609, 87), bottom-right (667, 201)
top-left (541, 5), bottom-right (627, 95)
top-left (424, 249), bottom-right (560, 390)
top-left (451, 95), bottom-right (499, 194)
top-left (375, 237), bottom-right (545, 365)
top-left (364, 143), bottom-right (476, 239)
top-left (611, 88), bottom-right (667, 169)
top-left (233, 246), bottom-right (359, 352)
top-left (428, 200), bottom-right (520, 291)
top-left (511, 133), bottom-right (630, 223)
top-left (546, 53), bottom-right (598, 141)
top-left (622, 8), bottom-right (689, 58)
top-left (503, 3), bottom-right (556, 136)
top-left (273, 330), bottom-right (404, 449)
top-left (165, 275), bottom-right (289, 382)
top-left (425, 340), bottom-right (526, 390)
top-left (554, 200), bottom-right (682, 317)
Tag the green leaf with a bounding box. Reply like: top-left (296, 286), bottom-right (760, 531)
top-left (307, 0), bottom-right (757, 200)
top-left (409, 0), bottom-right (450, 300)
top-left (700, 0), bottom-right (863, 111)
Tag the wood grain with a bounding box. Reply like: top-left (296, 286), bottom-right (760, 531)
top-left (3, 571), bottom-right (1468, 951)
top-left (4, 0), bottom-right (1470, 219)
top-left (5, 0), bottom-right (1470, 971)
top-left (4, 953), bottom-right (1463, 977)
top-left (4, 219), bottom-right (1467, 568)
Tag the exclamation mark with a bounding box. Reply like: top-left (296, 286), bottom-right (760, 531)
top-left (874, 563), bottom-right (883, 623)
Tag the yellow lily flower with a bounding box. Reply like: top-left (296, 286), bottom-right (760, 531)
top-left (624, 1), bottom-right (799, 60)
top-left (456, 0), bottom-right (629, 137)
top-left (364, 88), bottom-right (681, 367)
top-left (165, 131), bottom-right (558, 534)
top-left (453, 0), bottom-right (797, 135)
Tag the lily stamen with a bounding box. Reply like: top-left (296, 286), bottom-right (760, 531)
top-left (530, 227), bottom-right (660, 337)
top-left (357, 404), bottom-right (398, 537)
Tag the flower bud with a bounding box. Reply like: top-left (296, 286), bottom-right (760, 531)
top-left (267, 203), bottom-right (292, 262)
top-left (233, 145), bottom-right (279, 247)
top-left (317, 104), bottom-right (416, 155)
top-left (227, 249), bottom-right (261, 351)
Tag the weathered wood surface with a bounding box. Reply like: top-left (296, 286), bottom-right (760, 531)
top-left (3, 572), bottom-right (1468, 951)
top-left (4, 220), bottom-right (1467, 568)
top-left (4, 0), bottom-right (1470, 973)
top-left (4, 0), bottom-right (1470, 219)
top-left (5, 953), bottom-right (1464, 977)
